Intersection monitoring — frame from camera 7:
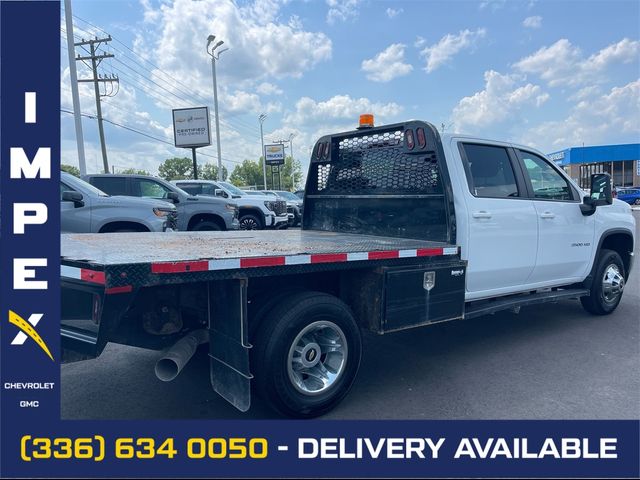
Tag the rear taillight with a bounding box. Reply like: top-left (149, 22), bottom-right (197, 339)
top-left (322, 142), bottom-right (330, 159)
top-left (416, 128), bottom-right (426, 148)
top-left (405, 129), bottom-right (415, 150)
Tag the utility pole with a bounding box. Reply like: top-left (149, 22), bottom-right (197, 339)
top-left (259, 113), bottom-right (267, 189)
top-left (76, 35), bottom-right (119, 174)
top-left (273, 133), bottom-right (296, 190)
top-left (63, 0), bottom-right (87, 176)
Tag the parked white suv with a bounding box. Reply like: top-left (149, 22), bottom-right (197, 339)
top-left (173, 180), bottom-right (289, 230)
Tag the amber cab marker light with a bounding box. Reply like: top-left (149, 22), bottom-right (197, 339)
top-left (357, 113), bottom-right (374, 129)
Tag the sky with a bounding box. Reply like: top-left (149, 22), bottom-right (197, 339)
top-left (60, 0), bottom-right (640, 183)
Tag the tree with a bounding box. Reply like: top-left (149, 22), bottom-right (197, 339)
top-left (158, 157), bottom-right (194, 180)
top-left (119, 167), bottom-right (151, 175)
top-left (201, 163), bottom-right (228, 181)
top-left (158, 157), bottom-right (228, 181)
top-left (229, 159), bottom-right (265, 188)
top-left (61, 164), bottom-right (80, 177)
top-left (229, 156), bottom-right (303, 190)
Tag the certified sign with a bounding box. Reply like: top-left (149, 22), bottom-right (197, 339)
top-left (172, 107), bottom-right (211, 148)
top-left (264, 144), bottom-right (285, 166)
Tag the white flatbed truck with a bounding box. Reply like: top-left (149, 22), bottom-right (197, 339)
top-left (61, 119), bottom-right (635, 417)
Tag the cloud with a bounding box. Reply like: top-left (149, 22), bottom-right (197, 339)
top-left (326, 0), bottom-right (361, 24)
top-left (520, 79), bottom-right (640, 151)
top-left (139, 0), bottom-right (332, 90)
top-left (451, 70), bottom-right (549, 132)
top-left (514, 38), bottom-right (640, 87)
top-left (284, 94), bottom-right (403, 126)
top-left (522, 15), bottom-right (542, 28)
top-left (361, 44), bottom-right (413, 82)
top-left (479, 0), bottom-right (506, 11)
top-left (256, 82), bottom-right (283, 96)
top-left (386, 7), bottom-right (403, 18)
top-left (567, 85), bottom-right (601, 102)
top-left (419, 28), bottom-right (487, 73)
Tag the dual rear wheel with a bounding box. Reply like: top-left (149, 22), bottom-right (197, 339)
top-left (251, 291), bottom-right (362, 418)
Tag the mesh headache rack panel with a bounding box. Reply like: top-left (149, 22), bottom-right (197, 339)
top-left (310, 128), bottom-right (441, 196)
top-left (304, 122), bottom-right (451, 243)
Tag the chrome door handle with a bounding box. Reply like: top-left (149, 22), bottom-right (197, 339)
top-left (472, 211), bottom-right (492, 219)
top-left (540, 212), bottom-right (555, 219)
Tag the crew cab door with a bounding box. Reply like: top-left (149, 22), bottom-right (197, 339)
top-left (457, 142), bottom-right (538, 295)
top-left (516, 149), bottom-right (595, 283)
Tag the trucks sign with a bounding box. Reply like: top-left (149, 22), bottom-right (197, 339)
top-left (264, 143), bottom-right (285, 166)
top-left (172, 107), bottom-right (211, 148)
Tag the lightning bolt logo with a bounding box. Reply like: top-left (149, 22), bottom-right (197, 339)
top-left (9, 310), bottom-right (54, 361)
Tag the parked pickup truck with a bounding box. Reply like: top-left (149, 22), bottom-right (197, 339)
top-left (84, 174), bottom-right (239, 231)
top-left (172, 179), bottom-right (289, 230)
top-left (62, 119), bottom-right (635, 418)
top-left (61, 172), bottom-right (177, 233)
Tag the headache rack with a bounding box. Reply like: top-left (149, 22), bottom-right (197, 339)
top-left (303, 120), bottom-right (456, 244)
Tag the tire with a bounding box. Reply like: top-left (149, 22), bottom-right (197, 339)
top-left (248, 287), bottom-right (306, 339)
top-left (580, 249), bottom-right (626, 315)
top-left (252, 291), bottom-right (362, 418)
top-left (239, 214), bottom-right (263, 230)
top-left (634, 198), bottom-right (640, 205)
top-left (191, 220), bottom-right (221, 231)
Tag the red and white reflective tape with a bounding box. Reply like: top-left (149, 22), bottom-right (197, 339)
top-left (61, 265), bottom-right (105, 285)
top-left (150, 246), bottom-right (459, 274)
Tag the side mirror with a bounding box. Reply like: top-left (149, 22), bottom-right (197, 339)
top-left (62, 190), bottom-right (84, 208)
top-left (580, 173), bottom-right (612, 216)
top-left (214, 189), bottom-right (227, 198)
top-left (166, 192), bottom-right (180, 203)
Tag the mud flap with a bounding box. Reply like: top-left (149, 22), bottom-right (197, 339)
top-left (208, 278), bottom-right (253, 412)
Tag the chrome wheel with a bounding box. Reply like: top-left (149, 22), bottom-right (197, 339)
top-left (239, 217), bottom-right (259, 230)
top-left (287, 321), bottom-right (348, 396)
top-left (602, 264), bottom-right (624, 303)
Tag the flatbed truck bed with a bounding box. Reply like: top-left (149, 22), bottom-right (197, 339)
top-left (61, 229), bottom-right (466, 414)
top-left (61, 229), bottom-right (459, 287)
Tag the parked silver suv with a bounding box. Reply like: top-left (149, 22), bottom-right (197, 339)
top-left (84, 174), bottom-right (239, 231)
top-left (60, 172), bottom-right (176, 233)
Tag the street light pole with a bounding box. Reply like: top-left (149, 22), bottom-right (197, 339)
top-left (207, 35), bottom-right (228, 181)
top-left (259, 113), bottom-right (267, 189)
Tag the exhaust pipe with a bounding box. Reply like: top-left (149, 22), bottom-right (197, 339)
top-left (155, 329), bottom-right (209, 382)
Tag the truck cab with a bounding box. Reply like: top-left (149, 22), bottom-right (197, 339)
top-left (443, 134), bottom-right (634, 307)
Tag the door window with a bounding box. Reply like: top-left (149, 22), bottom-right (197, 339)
top-left (91, 176), bottom-right (127, 196)
top-left (518, 150), bottom-right (574, 201)
top-left (460, 143), bottom-right (519, 198)
top-left (200, 184), bottom-right (218, 196)
top-left (133, 179), bottom-right (172, 199)
top-left (177, 183), bottom-right (201, 195)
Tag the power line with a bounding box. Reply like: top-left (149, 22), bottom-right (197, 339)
top-left (60, 108), bottom-right (242, 165)
top-left (63, 31), bottom-right (261, 140)
top-left (65, 13), bottom-right (262, 136)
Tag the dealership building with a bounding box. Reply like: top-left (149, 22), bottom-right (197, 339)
top-left (548, 143), bottom-right (640, 189)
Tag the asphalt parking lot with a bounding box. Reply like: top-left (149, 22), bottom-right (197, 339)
top-left (61, 213), bottom-right (640, 420)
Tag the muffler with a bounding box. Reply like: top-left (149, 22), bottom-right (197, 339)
top-left (155, 329), bottom-right (209, 382)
